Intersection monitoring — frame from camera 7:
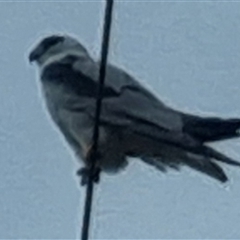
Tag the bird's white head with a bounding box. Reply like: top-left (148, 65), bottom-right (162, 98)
top-left (29, 34), bottom-right (90, 68)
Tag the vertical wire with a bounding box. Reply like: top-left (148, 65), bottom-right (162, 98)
top-left (81, 1), bottom-right (114, 240)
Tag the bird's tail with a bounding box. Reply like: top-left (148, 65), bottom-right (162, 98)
top-left (183, 153), bottom-right (228, 182)
top-left (200, 145), bottom-right (240, 166)
top-left (140, 144), bottom-right (240, 183)
top-left (141, 154), bottom-right (228, 182)
top-left (186, 144), bottom-right (240, 182)
top-left (183, 117), bottom-right (240, 142)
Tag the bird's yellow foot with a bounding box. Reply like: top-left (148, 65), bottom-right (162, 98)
top-left (76, 167), bottom-right (101, 186)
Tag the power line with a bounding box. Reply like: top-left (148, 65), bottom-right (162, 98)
top-left (81, 1), bottom-right (114, 240)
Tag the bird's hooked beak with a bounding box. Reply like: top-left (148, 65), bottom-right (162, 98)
top-left (29, 51), bottom-right (37, 63)
top-left (28, 45), bottom-right (43, 63)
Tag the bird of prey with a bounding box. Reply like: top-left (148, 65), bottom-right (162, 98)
top-left (29, 34), bottom-right (240, 185)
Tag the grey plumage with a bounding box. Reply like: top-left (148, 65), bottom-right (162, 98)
top-left (29, 34), bottom-right (240, 183)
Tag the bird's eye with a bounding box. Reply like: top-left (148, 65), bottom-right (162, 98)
top-left (42, 36), bottom-right (64, 50)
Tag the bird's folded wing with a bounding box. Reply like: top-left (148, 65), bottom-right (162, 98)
top-left (68, 58), bottom-right (202, 151)
top-left (73, 58), bottom-right (184, 131)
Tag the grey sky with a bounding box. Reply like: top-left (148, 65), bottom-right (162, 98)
top-left (1, 1), bottom-right (240, 239)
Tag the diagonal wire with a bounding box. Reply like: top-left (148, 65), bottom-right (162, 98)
top-left (81, 1), bottom-right (114, 240)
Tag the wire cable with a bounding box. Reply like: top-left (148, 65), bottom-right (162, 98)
top-left (81, 1), bottom-right (114, 240)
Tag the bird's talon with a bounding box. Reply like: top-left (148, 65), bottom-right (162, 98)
top-left (76, 167), bottom-right (101, 186)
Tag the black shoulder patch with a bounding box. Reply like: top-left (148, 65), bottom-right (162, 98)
top-left (41, 60), bottom-right (120, 99)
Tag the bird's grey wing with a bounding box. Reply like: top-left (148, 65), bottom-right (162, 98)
top-left (69, 57), bottom-right (201, 151)
top-left (66, 56), bottom-right (240, 164)
top-left (73, 58), bottom-right (183, 131)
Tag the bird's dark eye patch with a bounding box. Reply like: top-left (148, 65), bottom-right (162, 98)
top-left (41, 36), bottom-right (64, 51)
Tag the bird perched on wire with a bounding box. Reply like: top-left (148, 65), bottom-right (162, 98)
top-left (29, 34), bottom-right (240, 185)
